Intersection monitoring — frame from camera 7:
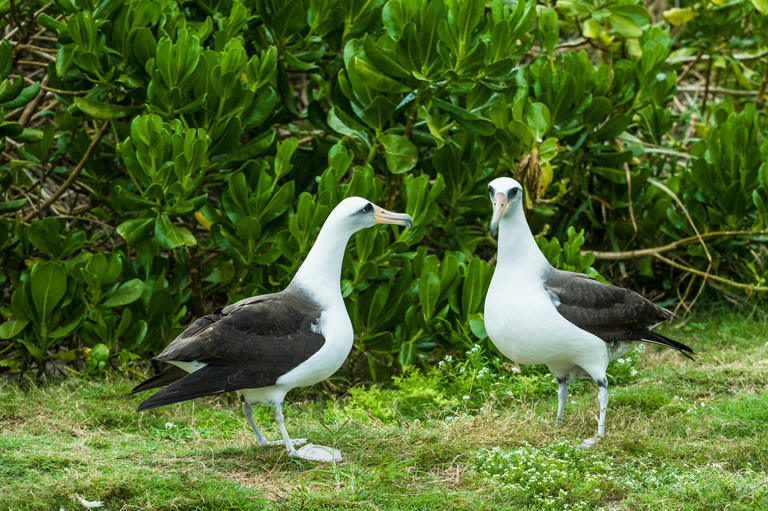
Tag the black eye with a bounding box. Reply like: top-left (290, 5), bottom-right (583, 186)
top-left (509, 188), bottom-right (520, 197)
top-left (361, 203), bottom-right (373, 213)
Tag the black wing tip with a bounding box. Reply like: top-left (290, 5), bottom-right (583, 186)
top-left (641, 329), bottom-right (696, 361)
top-left (135, 395), bottom-right (170, 412)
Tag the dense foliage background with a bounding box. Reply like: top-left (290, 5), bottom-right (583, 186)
top-left (1, 0), bottom-right (767, 383)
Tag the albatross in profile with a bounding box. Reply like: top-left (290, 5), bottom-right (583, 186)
top-left (483, 177), bottom-right (693, 446)
top-left (130, 197), bottom-right (412, 461)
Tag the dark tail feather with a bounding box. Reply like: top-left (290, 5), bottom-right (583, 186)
top-left (129, 365), bottom-right (188, 396)
top-left (135, 365), bottom-right (230, 412)
top-left (639, 330), bottom-right (695, 361)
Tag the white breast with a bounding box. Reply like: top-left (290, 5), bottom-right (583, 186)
top-left (275, 307), bottom-right (354, 388)
top-left (484, 268), bottom-right (605, 368)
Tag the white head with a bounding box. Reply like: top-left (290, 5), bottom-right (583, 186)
top-left (488, 177), bottom-right (523, 236)
top-left (290, 196), bottom-right (412, 305)
top-left (326, 197), bottom-right (413, 233)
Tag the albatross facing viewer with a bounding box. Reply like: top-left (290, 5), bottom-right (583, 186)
top-left (483, 177), bottom-right (694, 446)
top-left (130, 197), bottom-right (412, 462)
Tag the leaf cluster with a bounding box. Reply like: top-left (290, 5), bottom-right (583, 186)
top-left (0, 0), bottom-right (766, 381)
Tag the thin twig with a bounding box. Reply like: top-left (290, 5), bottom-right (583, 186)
top-left (16, 46), bottom-right (56, 61)
top-left (2, 3), bottom-right (52, 40)
top-left (556, 38), bottom-right (588, 49)
top-left (676, 51), bottom-right (702, 84)
top-left (585, 230), bottom-right (768, 261)
top-left (647, 178), bottom-right (711, 264)
top-left (22, 120), bottom-right (110, 222)
top-left (17, 60), bottom-right (48, 67)
top-left (673, 50), bottom-right (768, 62)
top-left (678, 86), bottom-right (759, 97)
top-left (654, 253), bottom-right (767, 293)
top-left (52, 213), bottom-right (115, 232)
top-left (19, 74), bottom-right (49, 126)
top-left (19, 75), bottom-right (89, 96)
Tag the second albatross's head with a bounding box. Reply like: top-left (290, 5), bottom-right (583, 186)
top-left (488, 177), bottom-right (523, 237)
top-left (329, 196), bottom-right (413, 233)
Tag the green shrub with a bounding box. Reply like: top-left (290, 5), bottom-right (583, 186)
top-left (1, 0), bottom-right (766, 381)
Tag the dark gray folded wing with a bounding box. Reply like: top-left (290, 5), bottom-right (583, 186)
top-left (132, 287), bottom-right (325, 411)
top-left (543, 269), bottom-right (694, 359)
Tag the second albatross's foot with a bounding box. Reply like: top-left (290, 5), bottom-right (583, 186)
top-left (265, 438), bottom-right (307, 447)
top-left (289, 444), bottom-right (343, 462)
top-left (578, 437), bottom-right (600, 448)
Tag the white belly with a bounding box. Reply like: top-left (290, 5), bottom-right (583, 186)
top-left (239, 308), bottom-right (354, 406)
top-left (277, 308), bottom-right (353, 387)
top-left (484, 273), bottom-right (607, 369)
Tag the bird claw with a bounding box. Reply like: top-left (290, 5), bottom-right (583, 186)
top-left (289, 443), bottom-right (343, 462)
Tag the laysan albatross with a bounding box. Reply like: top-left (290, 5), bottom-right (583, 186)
top-left (130, 197), bottom-right (412, 461)
top-left (483, 177), bottom-right (694, 446)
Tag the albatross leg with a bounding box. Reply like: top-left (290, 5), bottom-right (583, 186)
top-left (274, 402), bottom-right (299, 454)
top-left (242, 402), bottom-right (267, 445)
top-left (556, 379), bottom-right (568, 427)
top-left (273, 402), bottom-right (343, 463)
top-left (597, 382), bottom-right (609, 437)
top-left (579, 379), bottom-right (609, 448)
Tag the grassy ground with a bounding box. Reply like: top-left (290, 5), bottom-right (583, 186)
top-left (2, 311), bottom-right (767, 510)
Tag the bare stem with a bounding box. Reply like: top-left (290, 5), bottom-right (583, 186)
top-left (22, 120), bottom-right (110, 222)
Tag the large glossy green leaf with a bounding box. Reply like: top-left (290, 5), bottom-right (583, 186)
top-left (462, 258), bottom-right (484, 319)
top-left (103, 279), bottom-right (145, 307)
top-left (418, 272), bottom-right (440, 318)
top-left (0, 319), bottom-right (29, 339)
top-left (353, 57), bottom-right (411, 94)
top-left (73, 97), bottom-right (141, 119)
top-left (0, 40), bottom-right (13, 80)
top-left (468, 312), bottom-right (487, 339)
top-left (0, 198), bottom-right (27, 214)
top-left (0, 76), bottom-right (23, 104)
top-left (30, 262), bottom-right (67, 321)
top-left (378, 134), bottom-right (418, 174)
top-left (155, 215), bottom-right (196, 249)
top-left (363, 37), bottom-right (410, 79)
top-left (524, 103), bottom-right (550, 140)
top-left (433, 99), bottom-right (496, 136)
top-left (116, 217), bottom-right (155, 246)
top-left (211, 223), bottom-right (248, 263)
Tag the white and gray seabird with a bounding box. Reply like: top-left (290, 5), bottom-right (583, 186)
top-left (130, 197), bottom-right (412, 462)
top-left (483, 177), bottom-right (693, 446)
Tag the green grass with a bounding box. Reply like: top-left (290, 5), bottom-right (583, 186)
top-left (2, 311), bottom-right (767, 510)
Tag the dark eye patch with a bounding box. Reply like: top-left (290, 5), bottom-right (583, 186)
top-left (509, 188), bottom-right (520, 197)
top-left (361, 203), bottom-right (374, 213)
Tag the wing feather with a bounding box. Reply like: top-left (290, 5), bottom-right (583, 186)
top-left (131, 287), bottom-right (325, 410)
top-left (544, 270), bottom-right (694, 359)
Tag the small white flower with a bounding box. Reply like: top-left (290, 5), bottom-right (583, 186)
top-left (463, 395), bottom-right (470, 400)
top-left (165, 422), bottom-right (175, 429)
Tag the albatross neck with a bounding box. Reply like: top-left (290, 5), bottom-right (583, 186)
top-left (496, 204), bottom-right (550, 276)
top-left (289, 219), bottom-right (353, 309)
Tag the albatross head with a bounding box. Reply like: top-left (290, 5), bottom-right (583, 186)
top-left (488, 177), bottom-right (523, 236)
top-left (328, 197), bottom-right (413, 234)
